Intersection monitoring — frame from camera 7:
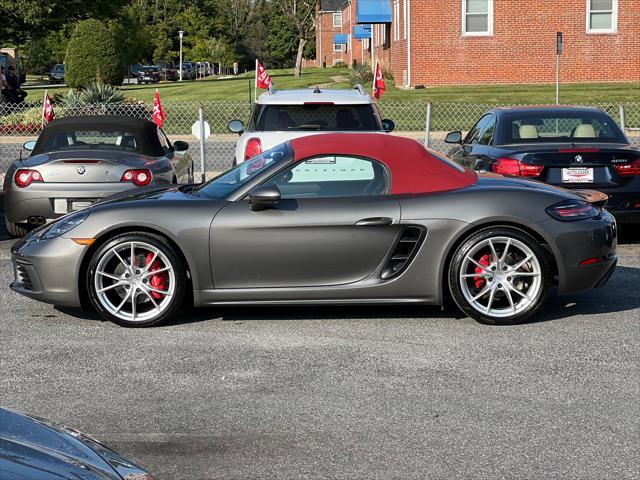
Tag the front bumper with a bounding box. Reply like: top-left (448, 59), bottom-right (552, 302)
top-left (10, 233), bottom-right (86, 307)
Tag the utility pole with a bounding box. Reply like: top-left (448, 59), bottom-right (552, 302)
top-left (556, 32), bottom-right (562, 105)
top-left (179, 30), bottom-right (184, 82)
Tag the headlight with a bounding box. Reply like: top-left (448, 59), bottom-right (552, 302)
top-left (41, 210), bottom-right (90, 239)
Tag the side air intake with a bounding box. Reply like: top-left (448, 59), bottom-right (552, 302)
top-left (381, 226), bottom-right (425, 280)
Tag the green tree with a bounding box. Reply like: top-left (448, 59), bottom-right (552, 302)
top-left (65, 19), bottom-right (124, 87)
top-left (272, 0), bottom-right (316, 77)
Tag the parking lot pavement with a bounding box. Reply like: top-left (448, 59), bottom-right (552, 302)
top-left (0, 218), bottom-right (638, 479)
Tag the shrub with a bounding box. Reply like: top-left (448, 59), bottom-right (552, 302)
top-left (56, 82), bottom-right (125, 107)
top-left (65, 19), bottom-right (124, 88)
top-left (349, 64), bottom-right (394, 88)
top-left (0, 106), bottom-right (45, 133)
top-left (332, 61), bottom-right (348, 68)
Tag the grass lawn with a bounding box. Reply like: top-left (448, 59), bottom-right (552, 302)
top-left (23, 67), bottom-right (639, 105)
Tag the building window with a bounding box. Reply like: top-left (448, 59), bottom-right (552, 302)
top-left (587, 0), bottom-right (617, 33)
top-left (384, 23), bottom-right (391, 48)
top-left (333, 12), bottom-right (342, 27)
top-left (462, 0), bottom-right (493, 36)
top-left (333, 43), bottom-right (344, 52)
top-left (403, 0), bottom-right (408, 39)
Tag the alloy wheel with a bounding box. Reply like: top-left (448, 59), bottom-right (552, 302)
top-left (458, 236), bottom-right (542, 319)
top-left (93, 240), bottom-right (176, 323)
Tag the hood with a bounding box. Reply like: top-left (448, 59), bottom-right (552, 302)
top-left (0, 407), bottom-right (152, 480)
top-left (92, 184), bottom-right (201, 208)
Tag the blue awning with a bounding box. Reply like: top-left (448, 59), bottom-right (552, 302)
top-left (352, 25), bottom-right (371, 39)
top-left (333, 33), bottom-right (348, 44)
top-left (356, 0), bottom-right (392, 24)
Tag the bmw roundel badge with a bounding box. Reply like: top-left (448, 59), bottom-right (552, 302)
top-left (77, 166), bottom-right (86, 175)
top-left (574, 155), bottom-right (584, 164)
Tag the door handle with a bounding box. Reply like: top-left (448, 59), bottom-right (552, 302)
top-left (355, 217), bottom-right (393, 226)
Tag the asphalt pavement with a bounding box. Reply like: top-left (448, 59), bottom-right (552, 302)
top-left (1, 215), bottom-right (638, 480)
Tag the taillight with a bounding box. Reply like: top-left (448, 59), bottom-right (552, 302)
top-left (244, 138), bottom-right (262, 160)
top-left (546, 199), bottom-right (599, 221)
top-left (14, 169), bottom-right (44, 188)
top-left (613, 159), bottom-right (640, 177)
top-left (121, 169), bottom-right (152, 186)
top-left (492, 157), bottom-right (543, 178)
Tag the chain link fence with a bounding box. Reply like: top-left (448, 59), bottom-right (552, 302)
top-left (1, 100), bottom-right (638, 182)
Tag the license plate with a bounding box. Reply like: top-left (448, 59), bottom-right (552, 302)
top-left (562, 167), bottom-right (594, 183)
top-left (71, 201), bottom-right (92, 211)
top-left (54, 199), bottom-right (94, 214)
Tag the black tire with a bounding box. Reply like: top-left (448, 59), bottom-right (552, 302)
top-left (4, 214), bottom-right (30, 238)
top-left (448, 227), bottom-right (552, 325)
top-left (86, 232), bottom-right (186, 327)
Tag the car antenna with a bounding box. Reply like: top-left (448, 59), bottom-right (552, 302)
top-left (313, 86), bottom-right (321, 93)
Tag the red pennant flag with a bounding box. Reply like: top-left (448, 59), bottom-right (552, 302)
top-left (42, 92), bottom-right (54, 124)
top-left (256, 60), bottom-right (272, 90)
top-left (372, 63), bottom-right (385, 99)
top-left (152, 89), bottom-right (166, 127)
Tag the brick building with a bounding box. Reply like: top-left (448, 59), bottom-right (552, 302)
top-left (314, 0), bottom-right (640, 87)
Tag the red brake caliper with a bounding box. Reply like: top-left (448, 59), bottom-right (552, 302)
top-left (145, 253), bottom-right (167, 300)
top-left (473, 254), bottom-right (491, 289)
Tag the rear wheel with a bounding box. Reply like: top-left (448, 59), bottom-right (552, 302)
top-left (4, 214), bottom-right (30, 238)
top-left (87, 233), bottom-right (186, 327)
top-left (448, 227), bottom-right (551, 325)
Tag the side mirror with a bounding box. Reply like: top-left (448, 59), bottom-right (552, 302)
top-left (173, 140), bottom-right (189, 152)
top-left (381, 119), bottom-right (395, 133)
top-left (23, 140), bottom-right (36, 151)
top-left (445, 131), bottom-right (463, 144)
top-left (228, 119), bottom-right (244, 134)
top-left (249, 185), bottom-right (281, 211)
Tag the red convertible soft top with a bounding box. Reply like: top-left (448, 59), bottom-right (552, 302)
top-left (289, 133), bottom-right (476, 195)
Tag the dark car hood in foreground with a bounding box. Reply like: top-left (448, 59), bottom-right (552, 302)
top-left (0, 407), bottom-right (151, 480)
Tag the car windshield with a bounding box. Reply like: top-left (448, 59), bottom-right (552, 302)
top-left (502, 111), bottom-right (627, 144)
top-left (53, 65), bottom-right (64, 72)
top-left (41, 130), bottom-right (141, 152)
top-left (251, 104), bottom-right (381, 131)
top-left (141, 67), bottom-right (158, 73)
top-left (195, 143), bottom-right (290, 199)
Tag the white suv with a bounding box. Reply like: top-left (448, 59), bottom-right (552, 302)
top-left (227, 86), bottom-right (395, 164)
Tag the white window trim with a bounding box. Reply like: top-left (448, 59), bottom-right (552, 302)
top-left (461, 0), bottom-right (493, 37)
top-left (403, 0), bottom-right (408, 39)
top-left (393, 0), bottom-right (400, 42)
top-left (333, 43), bottom-right (344, 52)
top-left (333, 12), bottom-right (342, 28)
top-left (586, 0), bottom-right (618, 34)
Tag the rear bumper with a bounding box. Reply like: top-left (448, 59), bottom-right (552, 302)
top-left (540, 210), bottom-right (618, 295)
top-left (5, 183), bottom-right (143, 224)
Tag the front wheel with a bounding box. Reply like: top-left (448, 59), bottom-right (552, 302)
top-left (448, 227), bottom-right (551, 325)
top-left (87, 233), bottom-right (186, 327)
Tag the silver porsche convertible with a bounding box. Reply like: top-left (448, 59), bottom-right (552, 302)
top-left (10, 133), bottom-right (617, 328)
top-left (2, 115), bottom-right (193, 237)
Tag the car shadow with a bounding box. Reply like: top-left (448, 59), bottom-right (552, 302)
top-left (57, 265), bottom-right (639, 327)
